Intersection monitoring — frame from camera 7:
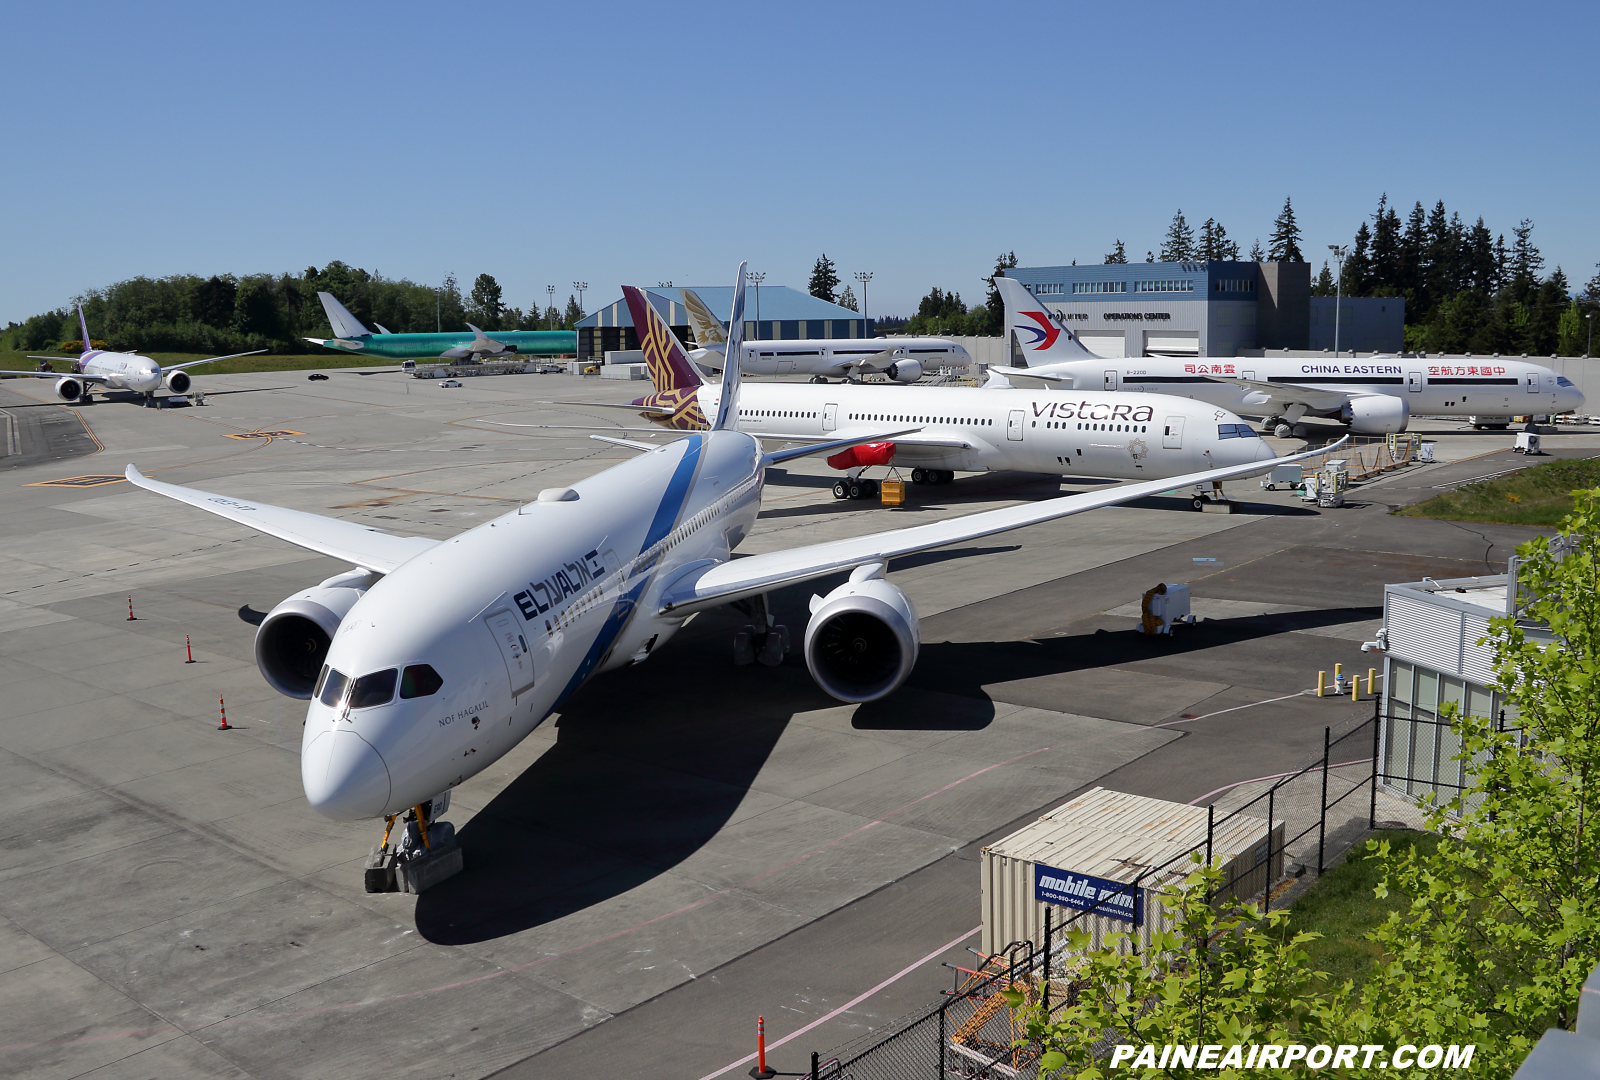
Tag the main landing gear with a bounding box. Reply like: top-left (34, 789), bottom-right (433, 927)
top-left (365, 794), bottom-right (463, 893)
top-left (1262, 416), bottom-right (1308, 439)
top-left (832, 477), bottom-right (879, 500)
top-left (910, 469), bottom-right (954, 486)
top-left (731, 592), bottom-right (790, 667)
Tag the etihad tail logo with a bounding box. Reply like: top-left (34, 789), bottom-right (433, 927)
top-left (1016, 310), bottom-right (1060, 350)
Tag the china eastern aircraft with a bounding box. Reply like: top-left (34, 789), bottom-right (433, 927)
top-left (677, 287), bottom-right (968, 382)
top-left (304, 292), bottom-right (576, 360)
top-left (558, 287), bottom-right (1278, 499)
top-left (125, 264), bottom-right (1338, 841)
top-left (2, 305), bottom-right (263, 406)
top-left (987, 277), bottom-right (1585, 436)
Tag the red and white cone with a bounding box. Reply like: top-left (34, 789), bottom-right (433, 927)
top-left (218, 695), bottom-right (230, 731)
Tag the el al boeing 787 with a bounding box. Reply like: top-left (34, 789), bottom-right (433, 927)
top-left (127, 265), bottom-right (1340, 852)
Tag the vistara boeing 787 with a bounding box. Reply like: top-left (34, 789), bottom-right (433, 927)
top-left (988, 277), bottom-right (1584, 435)
top-left (3, 304), bottom-right (264, 406)
top-left (126, 264), bottom-right (1337, 847)
top-left (304, 292), bottom-right (576, 361)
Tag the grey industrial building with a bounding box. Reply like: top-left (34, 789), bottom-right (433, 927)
top-left (574, 285), bottom-right (869, 362)
top-left (1005, 261), bottom-right (1403, 358)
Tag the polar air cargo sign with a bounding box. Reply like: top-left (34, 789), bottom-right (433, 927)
top-left (1035, 864), bottom-right (1143, 926)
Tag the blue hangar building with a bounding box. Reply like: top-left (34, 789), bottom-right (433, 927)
top-left (1004, 261), bottom-right (1403, 359)
top-left (575, 285), bottom-right (870, 361)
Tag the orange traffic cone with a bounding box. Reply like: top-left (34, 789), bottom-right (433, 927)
top-left (218, 695), bottom-right (231, 731)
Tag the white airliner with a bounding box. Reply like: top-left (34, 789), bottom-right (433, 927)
top-left (988, 277), bottom-right (1585, 435)
top-left (679, 287), bottom-right (968, 383)
top-left (565, 290), bottom-right (1276, 499)
top-left (6, 305), bottom-right (263, 406)
top-left (126, 265), bottom-right (1338, 838)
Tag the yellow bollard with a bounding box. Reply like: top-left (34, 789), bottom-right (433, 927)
top-left (1367, 668), bottom-right (1376, 697)
top-left (1352, 674), bottom-right (1360, 701)
top-left (1317, 670), bottom-right (1326, 697)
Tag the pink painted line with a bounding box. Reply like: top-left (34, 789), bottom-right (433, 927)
top-left (0, 747), bottom-right (1053, 1052)
top-left (1152, 692), bottom-right (1305, 728)
top-left (1187, 757), bottom-right (1374, 805)
top-left (695, 925), bottom-right (982, 1080)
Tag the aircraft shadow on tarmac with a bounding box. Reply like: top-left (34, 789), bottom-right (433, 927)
top-left (414, 585), bottom-right (1375, 945)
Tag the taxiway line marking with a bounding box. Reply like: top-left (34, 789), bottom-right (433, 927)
top-left (694, 925), bottom-right (983, 1080)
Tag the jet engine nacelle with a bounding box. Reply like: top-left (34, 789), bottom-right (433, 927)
top-left (1340, 394), bottom-right (1410, 434)
top-left (165, 369), bottom-right (191, 395)
top-left (886, 359), bottom-right (923, 384)
top-left (54, 377), bottom-right (82, 401)
top-left (255, 569), bottom-right (378, 698)
top-left (804, 564), bottom-right (920, 703)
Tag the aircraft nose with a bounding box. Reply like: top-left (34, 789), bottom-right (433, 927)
top-left (1253, 436), bottom-right (1278, 462)
top-left (302, 727), bottom-right (392, 820)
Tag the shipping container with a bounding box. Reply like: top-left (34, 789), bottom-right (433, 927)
top-left (979, 787), bottom-right (1285, 958)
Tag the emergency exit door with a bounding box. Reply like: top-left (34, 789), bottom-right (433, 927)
top-left (484, 609), bottom-right (535, 696)
top-left (1526, 372), bottom-right (1540, 394)
top-left (1103, 370), bottom-right (1119, 391)
top-left (823, 402), bottom-right (838, 431)
top-left (1408, 371), bottom-right (1423, 392)
top-left (1162, 416), bottom-right (1184, 449)
top-left (1007, 409), bottom-right (1025, 441)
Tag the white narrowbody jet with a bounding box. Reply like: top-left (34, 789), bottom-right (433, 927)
top-left (679, 287), bottom-right (967, 383)
top-left (545, 289), bottom-right (1276, 499)
top-left (4, 305), bottom-right (264, 406)
top-left (988, 277), bottom-right (1585, 435)
top-left (126, 265), bottom-right (1341, 841)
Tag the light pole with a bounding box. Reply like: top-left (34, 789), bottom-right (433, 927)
top-left (1328, 244), bottom-right (1348, 358)
top-left (854, 271), bottom-right (873, 336)
top-left (1588, 313), bottom-right (1593, 357)
top-left (747, 271), bottom-right (766, 340)
top-left (573, 282), bottom-right (587, 318)
top-left (546, 285), bottom-right (555, 329)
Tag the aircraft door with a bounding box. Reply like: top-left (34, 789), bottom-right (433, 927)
top-left (776, 359), bottom-right (796, 375)
top-left (1007, 409), bottom-right (1025, 441)
top-left (1103, 370), bottom-right (1119, 391)
top-left (1408, 371), bottom-right (1423, 392)
top-left (1240, 370), bottom-right (1256, 381)
top-left (484, 609), bottom-right (535, 697)
top-left (1162, 416), bottom-right (1184, 449)
top-left (823, 403), bottom-right (838, 432)
top-left (1526, 371), bottom-right (1540, 394)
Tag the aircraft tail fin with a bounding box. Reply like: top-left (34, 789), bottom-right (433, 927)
top-left (680, 288), bottom-right (727, 345)
top-left (995, 276), bottom-right (1096, 367)
top-left (712, 265), bottom-right (746, 431)
top-left (623, 286), bottom-right (705, 395)
top-left (76, 304), bottom-right (92, 355)
top-left (317, 292), bottom-right (373, 339)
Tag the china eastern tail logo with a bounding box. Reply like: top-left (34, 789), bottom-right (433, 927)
top-left (1016, 311), bottom-right (1060, 350)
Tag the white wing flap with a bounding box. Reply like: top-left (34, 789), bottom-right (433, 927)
top-left (124, 465), bottom-right (438, 573)
top-left (659, 438), bottom-right (1345, 615)
top-left (1209, 376), bottom-right (1349, 413)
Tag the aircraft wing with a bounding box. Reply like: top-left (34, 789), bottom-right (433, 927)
top-left (658, 437), bottom-right (1345, 615)
top-left (124, 465), bottom-right (439, 574)
top-left (986, 365), bottom-right (1072, 383)
top-left (1208, 376), bottom-right (1350, 413)
top-left (11, 366), bottom-right (109, 382)
top-left (166, 350), bottom-right (269, 372)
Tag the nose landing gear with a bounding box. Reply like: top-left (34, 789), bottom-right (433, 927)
top-left (363, 795), bottom-right (464, 893)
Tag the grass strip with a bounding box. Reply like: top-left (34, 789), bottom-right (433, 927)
top-left (1395, 455), bottom-right (1600, 527)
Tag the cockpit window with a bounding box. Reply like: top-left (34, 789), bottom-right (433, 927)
top-left (400, 664), bottom-right (444, 699)
top-left (349, 668), bottom-right (398, 709)
top-left (1558, 376), bottom-right (1574, 386)
top-left (1217, 424), bottom-right (1260, 439)
top-left (318, 668), bottom-right (349, 708)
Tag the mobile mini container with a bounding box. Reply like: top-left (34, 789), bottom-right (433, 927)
top-left (979, 787), bottom-right (1284, 957)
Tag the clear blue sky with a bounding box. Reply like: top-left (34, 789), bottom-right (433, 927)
top-left (4, 1), bottom-right (1596, 325)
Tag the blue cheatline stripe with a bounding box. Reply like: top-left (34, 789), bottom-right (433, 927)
top-left (549, 435), bottom-right (705, 709)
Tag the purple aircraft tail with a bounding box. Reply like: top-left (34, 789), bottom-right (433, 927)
top-left (623, 286), bottom-right (704, 394)
top-left (77, 304), bottom-right (93, 355)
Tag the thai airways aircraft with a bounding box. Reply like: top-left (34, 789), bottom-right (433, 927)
top-left (679, 287), bottom-right (967, 383)
top-left (126, 265), bottom-right (1337, 839)
top-left (988, 277), bottom-right (1585, 435)
top-left (3, 305), bottom-right (263, 405)
top-left (562, 288), bottom-right (1277, 499)
top-left (304, 292), bottom-right (576, 361)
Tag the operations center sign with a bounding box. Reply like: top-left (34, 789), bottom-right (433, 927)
top-left (1035, 863), bottom-right (1143, 926)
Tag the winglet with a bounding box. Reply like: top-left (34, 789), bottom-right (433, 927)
top-left (713, 263), bottom-right (747, 431)
top-left (317, 292), bottom-right (373, 339)
top-left (467, 323), bottom-right (492, 341)
top-left (77, 304), bottom-right (92, 355)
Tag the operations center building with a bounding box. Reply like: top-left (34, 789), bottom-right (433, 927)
top-left (1004, 261), bottom-right (1402, 359)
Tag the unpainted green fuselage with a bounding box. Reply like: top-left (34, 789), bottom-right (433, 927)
top-left (312, 330), bottom-right (576, 359)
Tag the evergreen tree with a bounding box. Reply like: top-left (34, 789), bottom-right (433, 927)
top-left (1583, 263), bottom-right (1600, 307)
top-left (808, 254), bottom-right (840, 303)
top-left (1466, 217), bottom-right (1498, 294)
top-left (563, 294), bottom-right (582, 330)
top-left (1343, 221), bottom-right (1372, 296)
top-left (1398, 201), bottom-right (1428, 300)
top-left (1312, 261), bottom-right (1336, 296)
top-left (468, 273), bottom-right (505, 328)
top-left (1248, 238), bottom-right (1265, 262)
top-left (982, 251), bottom-right (1018, 334)
top-left (1268, 196), bottom-right (1304, 262)
top-left (1102, 240), bottom-right (1127, 264)
top-left (1145, 250), bottom-right (1155, 263)
top-left (1159, 210), bottom-right (1194, 262)
top-left (837, 285), bottom-right (857, 312)
top-left (1369, 194), bottom-right (1401, 293)
top-left (1196, 218), bottom-right (1235, 262)
top-left (1511, 219), bottom-right (1545, 298)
